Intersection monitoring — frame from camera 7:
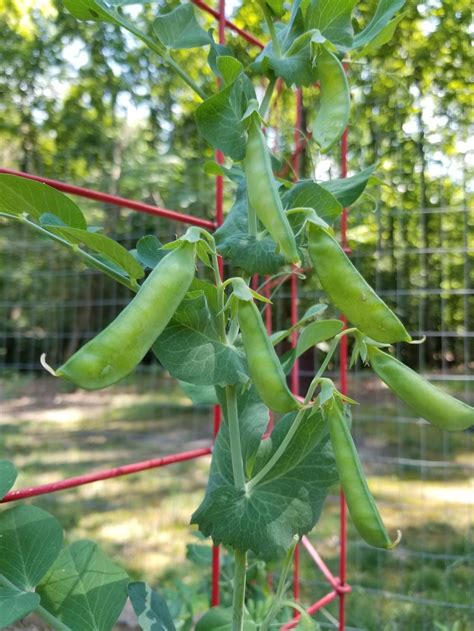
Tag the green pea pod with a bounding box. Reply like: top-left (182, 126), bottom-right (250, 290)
top-left (307, 223), bottom-right (411, 344)
top-left (328, 400), bottom-right (399, 549)
top-left (237, 298), bottom-right (300, 413)
top-left (312, 46), bottom-right (350, 153)
top-left (55, 243), bottom-right (196, 390)
top-left (368, 346), bottom-right (474, 432)
top-left (245, 117), bottom-right (300, 265)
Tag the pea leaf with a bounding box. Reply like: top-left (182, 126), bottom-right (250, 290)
top-left (352, 0), bottom-right (406, 50)
top-left (319, 164), bottom-right (377, 207)
top-left (136, 235), bottom-right (166, 269)
top-left (252, 5), bottom-right (317, 87)
top-left (0, 587), bottom-right (40, 627)
top-left (44, 226), bottom-right (145, 280)
top-left (0, 505), bottom-right (63, 590)
top-left (186, 543), bottom-right (212, 566)
top-left (353, 12), bottom-right (406, 58)
top-left (153, 293), bottom-right (248, 387)
top-left (283, 181), bottom-right (342, 224)
top-left (179, 381), bottom-right (218, 405)
top-left (0, 460), bottom-right (17, 499)
top-left (0, 174), bottom-right (86, 228)
top-left (153, 4), bottom-right (211, 49)
top-left (305, 0), bottom-right (358, 51)
top-left (37, 540), bottom-right (129, 631)
top-left (195, 60), bottom-right (255, 161)
top-left (214, 179), bottom-right (285, 275)
top-left (128, 582), bottom-right (176, 631)
top-left (192, 409), bottom-right (337, 559)
top-left (196, 607), bottom-right (257, 630)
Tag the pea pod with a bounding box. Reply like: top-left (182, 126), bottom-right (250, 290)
top-left (312, 46), bottom-right (350, 153)
top-left (237, 298), bottom-right (300, 413)
top-left (307, 223), bottom-right (411, 344)
top-left (368, 346), bottom-right (474, 432)
top-left (55, 243), bottom-right (196, 390)
top-left (328, 400), bottom-right (399, 549)
top-left (245, 117), bottom-right (300, 265)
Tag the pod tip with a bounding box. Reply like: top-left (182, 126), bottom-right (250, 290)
top-left (40, 353), bottom-right (58, 377)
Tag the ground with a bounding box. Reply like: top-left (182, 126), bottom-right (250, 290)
top-left (0, 371), bottom-right (472, 630)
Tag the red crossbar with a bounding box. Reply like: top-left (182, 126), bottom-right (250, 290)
top-left (1, 447), bottom-right (212, 503)
top-left (0, 168), bottom-right (216, 230)
top-left (280, 591), bottom-right (339, 630)
top-left (191, 0), bottom-right (264, 49)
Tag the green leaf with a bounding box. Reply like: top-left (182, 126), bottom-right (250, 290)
top-left (319, 165), bottom-right (377, 207)
top-left (266, 0), bottom-right (286, 18)
top-left (178, 381), bottom-right (218, 405)
top-left (0, 505), bottom-right (63, 590)
top-left (252, 7), bottom-right (317, 87)
top-left (45, 226), bottom-right (144, 280)
top-left (153, 4), bottom-right (210, 49)
top-left (186, 543), bottom-right (212, 567)
top-left (0, 586), bottom-right (40, 627)
top-left (153, 293), bottom-right (248, 387)
top-left (128, 582), bottom-right (176, 631)
top-left (352, 0), bottom-right (406, 49)
top-left (63, 0), bottom-right (116, 23)
top-left (353, 12), bottom-right (406, 58)
top-left (136, 235), bottom-right (166, 269)
top-left (214, 180), bottom-right (285, 275)
top-left (283, 181), bottom-right (342, 224)
top-left (305, 0), bottom-right (358, 50)
top-left (192, 409), bottom-right (337, 559)
top-left (0, 460), bottom-right (17, 499)
top-left (195, 64), bottom-right (255, 161)
top-left (0, 174), bottom-right (86, 228)
top-left (196, 607), bottom-right (257, 630)
top-left (37, 540), bottom-right (128, 631)
top-left (281, 319), bottom-right (343, 374)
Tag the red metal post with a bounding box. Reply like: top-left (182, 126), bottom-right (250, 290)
top-left (0, 168), bottom-right (216, 230)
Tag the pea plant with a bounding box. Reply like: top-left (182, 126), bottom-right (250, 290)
top-left (0, 1), bottom-right (472, 630)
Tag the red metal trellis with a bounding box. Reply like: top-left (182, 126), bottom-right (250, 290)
top-left (0, 2), bottom-right (351, 628)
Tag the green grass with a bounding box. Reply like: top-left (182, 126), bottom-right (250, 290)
top-left (1, 372), bottom-right (473, 630)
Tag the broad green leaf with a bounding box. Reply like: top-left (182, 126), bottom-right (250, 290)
top-left (153, 293), bottom-right (248, 387)
top-left (353, 12), bottom-right (406, 58)
top-left (305, 0), bottom-right (358, 50)
top-left (195, 65), bottom-right (255, 161)
top-left (283, 181), bottom-right (342, 224)
top-left (45, 226), bottom-right (144, 280)
top-left (319, 165), bottom-right (377, 207)
top-left (0, 174), bottom-right (86, 228)
top-left (153, 4), bottom-right (211, 49)
top-left (128, 582), bottom-right (176, 631)
top-left (0, 460), bottom-right (17, 499)
top-left (352, 0), bottom-right (406, 49)
top-left (266, 0), bottom-right (286, 18)
top-left (179, 381), bottom-right (218, 405)
top-left (312, 46), bottom-right (350, 152)
top-left (252, 7), bottom-right (316, 87)
top-left (215, 180), bottom-right (285, 275)
top-left (196, 607), bottom-right (257, 630)
top-left (0, 586), bottom-right (40, 627)
top-left (37, 540), bottom-right (128, 631)
top-left (0, 505), bottom-right (63, 590)
top-left (136, 235), bottom-right (165, 269)
top-left (63, 0), bottom-right (116, 23)
top-left (217, 56), bottom-right (243, 86)
top-left (297, 319), bottom-right (343, 356)
top-left (192, 409), bottom-right (337, 559)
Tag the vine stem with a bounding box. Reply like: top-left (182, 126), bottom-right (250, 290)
top-left (232, 548), bottom-right (247, 631)
top-left (211, 248), bottom-right (227, 341)
top-left (259, 77), bottom-right (277, 117)
top-left (260, 535), bottom-right (299, 631)
top-left (1, 213), bottom-right (138, 292)
top-left (0, 574), bottom-right (71, 631)
top-left (226, 385), bottom-right (246, 489)
top-left (258, 0), bottom-right (281, 56)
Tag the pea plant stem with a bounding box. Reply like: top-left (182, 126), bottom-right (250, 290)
top-left (0, 574), bottom-right (71, 631)
top-left (232, 548), bottom-right (247, 631)
top-left (260, 536), bottom-right (299, 631)
top-left (226, 385), bottom-right (246, 489)
top-left (211, 249), bottom-right (227, 341)
top-left (258, 0), bottom-right (281, 56)
top-left (259, 77), bottom-right (277, 117)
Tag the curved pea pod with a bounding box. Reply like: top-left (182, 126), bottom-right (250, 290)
top-left (237, 298), bottom-right (300, 413)
top-left (368, 346), bottom-right (474, 432)
top-left (54, 243), bottom-right (196, 390)
top-left (328, 400), bottom-right (400, 549)
top-left (307, 223), bottom-right (411, 344)
top-left (245, 117), bottom-right (300, 265)
top-left (312, 46), bottom-right (350, 153)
